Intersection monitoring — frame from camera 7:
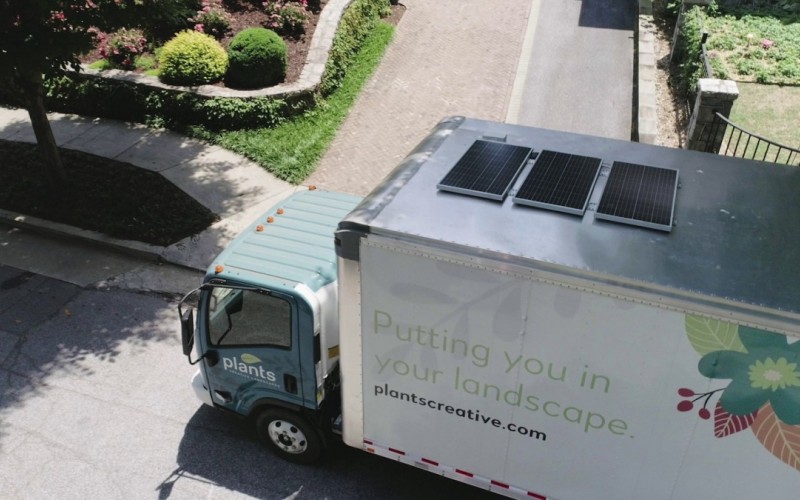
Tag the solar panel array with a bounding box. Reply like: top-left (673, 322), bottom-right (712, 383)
top-left (437, 140), bottom-right (679, 232)
top-left (595, 161), bottom-right (679, 232)
top-left (512, 150), bottom-right (602, 215)
top-left (437, 140), bottom-right (531, 201)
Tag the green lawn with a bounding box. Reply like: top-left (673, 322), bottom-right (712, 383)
top-left (728, 82), bottom-right (800, 158)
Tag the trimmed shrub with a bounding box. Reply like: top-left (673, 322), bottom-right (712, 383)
top-left (159, 30), bottom-right (228, 86)
top-left (41, 74), bottom-right (296, 131)
top-left (321, 0), bottom-right (389, 95)
top-left (226, 28), bottom-right (287, 89)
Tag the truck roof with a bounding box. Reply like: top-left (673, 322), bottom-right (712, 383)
top-left (339, 117), bottom-right (800, 333)
top-left (209, 189), bottom-right (362, 292)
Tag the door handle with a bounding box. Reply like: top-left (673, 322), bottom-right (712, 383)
top-left (284, 374), bottom-right (298, 394)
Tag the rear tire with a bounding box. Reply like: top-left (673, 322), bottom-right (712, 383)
top-left (256, 408), bottom-right (323, 464)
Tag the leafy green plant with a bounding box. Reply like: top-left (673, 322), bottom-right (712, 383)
top-left (158, 30), bottom-right (228, 85)
top-left (189, 0), bottom-right (232, 39)
top-left (673, 5), bottom-right (707, 97)
top-left (97, 28), bottom-right (148, 70)
top-left (226, 28), bottom-right (287, 89)
top-left (263, 0), bottom-right (309, 37)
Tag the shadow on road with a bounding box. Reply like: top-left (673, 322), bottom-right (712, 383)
top-left (577, 0), bottom-right (636, 30)
top-left (160, 405), bottom-right (497, 499)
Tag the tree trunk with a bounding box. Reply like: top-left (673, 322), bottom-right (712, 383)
top-left (21, 71), bottom-right (68, 190)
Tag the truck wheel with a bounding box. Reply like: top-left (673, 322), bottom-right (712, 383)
top-left (256, 409), bottom-right (323, 464)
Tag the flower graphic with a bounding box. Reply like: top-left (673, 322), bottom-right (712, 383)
top-left (698, 326), bottom-right (800, 425)
top-left (749, 357), bottom-right (800, 391)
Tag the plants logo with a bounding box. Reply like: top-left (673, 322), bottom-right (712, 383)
top-left (222, 353), bottom-right (279, 386)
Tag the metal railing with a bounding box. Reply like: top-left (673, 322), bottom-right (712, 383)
top-left (701, 112), bottom-right (800, 166)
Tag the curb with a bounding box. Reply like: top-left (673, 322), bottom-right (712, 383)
top-left (637, 0), bottom-right (659, 145)
top-left (0, 208), bottom-right (168, 264)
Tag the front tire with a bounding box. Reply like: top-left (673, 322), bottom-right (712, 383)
top-left (256, 408), bottom-right (323, 464)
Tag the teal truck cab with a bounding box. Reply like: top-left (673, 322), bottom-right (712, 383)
top-left (179, 189), bottom-right (361, 464)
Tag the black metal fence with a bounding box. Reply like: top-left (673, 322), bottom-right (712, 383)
top-left (699, 112), bottom-right (800, 166)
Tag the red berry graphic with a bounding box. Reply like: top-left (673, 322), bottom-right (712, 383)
top-left (698, 408), bottom-right (711, 420)
top-left (677, 400), bottom-right (694, 412)
top-left (678, 388), bottom-right (695, 397)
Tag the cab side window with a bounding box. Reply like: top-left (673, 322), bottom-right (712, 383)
top-left (207, 288), bottom-right (291, 348)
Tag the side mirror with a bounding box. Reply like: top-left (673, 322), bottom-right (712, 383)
top-left (181, 309), bottom-right (194, 356)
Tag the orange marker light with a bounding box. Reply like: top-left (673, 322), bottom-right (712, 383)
top-left (277, 208), bottom-right (284, 215)
top-left (215, 265), bottom-right (224, 274)
top-left (308, 185), bottom-right (317, 191)
top-left (267, 216), bottom-right (275, 223)
top-left (256, 225), bottom-right (264, 232)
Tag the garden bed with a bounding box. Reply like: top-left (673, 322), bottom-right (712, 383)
top-left (703, 5), bottom-right (800, 84)
top-left (82, 0), bottom-right (325, 87)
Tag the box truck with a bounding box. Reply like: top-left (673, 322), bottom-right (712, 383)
top-left (179, 117), bottom-right (800, 498)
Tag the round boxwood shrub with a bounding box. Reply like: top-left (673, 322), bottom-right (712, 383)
top-left (226, 28), bottom-right (287, 89)
top-left (158, 30), bottom-right (228, 86)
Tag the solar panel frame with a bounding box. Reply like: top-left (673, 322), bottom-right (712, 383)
top-left (437, 140), bottom-right (532, 201)
top-left (512, 150), bottom-right (603, 216)
top-left (595, 161), bottom-right (679, 232)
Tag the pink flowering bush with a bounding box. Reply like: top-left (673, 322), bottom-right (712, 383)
top-left (97, 28), bottom-right (148, 69)
top-left (189, 0), bottom-right (232, 39)
top-left (263, 0), bottom-right (309, 37)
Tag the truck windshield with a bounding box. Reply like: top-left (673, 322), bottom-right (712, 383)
top-left (206, 287), bottom-right (291, 348)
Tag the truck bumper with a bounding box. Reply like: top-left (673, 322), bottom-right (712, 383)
top-left (191, 369), bottom-right (214, 407)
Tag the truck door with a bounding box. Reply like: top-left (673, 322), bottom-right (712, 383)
top-left (199, 286), bottom-right (304, 412)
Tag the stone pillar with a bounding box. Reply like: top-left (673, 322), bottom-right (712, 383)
top-left (670, 0), bottom-right (715, 62)
top-left (686, 78), bottom-right (739, 153)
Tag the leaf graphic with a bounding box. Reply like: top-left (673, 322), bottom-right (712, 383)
top-left (714, 401), bottom-right (756, 438)
top-left (241, 353), bottom-right (261, 364)
top-left (752, 403), bottom-right (800, 471)
top-left (685, 315), bottom-right (745, 355)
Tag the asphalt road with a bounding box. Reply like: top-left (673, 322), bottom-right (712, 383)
top-left (510, 0), bottom-right (637, 140)
top-left (0, 229), bottom-right (497, 499)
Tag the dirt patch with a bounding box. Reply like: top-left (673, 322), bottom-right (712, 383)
top-left (652, 1), bottom-right (690, 149)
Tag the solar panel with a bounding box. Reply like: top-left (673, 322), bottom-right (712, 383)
top-left (437, 140), bottom-right (531, 201)
top-left (596, 161), bottom-right (679, 232)
top-left (512, 150), bottom-right (602, 215)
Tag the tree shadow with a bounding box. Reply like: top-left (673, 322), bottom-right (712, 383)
top-left (0, 270), bottom-right (181, 448)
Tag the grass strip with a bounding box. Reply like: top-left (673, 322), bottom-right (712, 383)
top-left (211, 21), bottom-right (395, 184)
